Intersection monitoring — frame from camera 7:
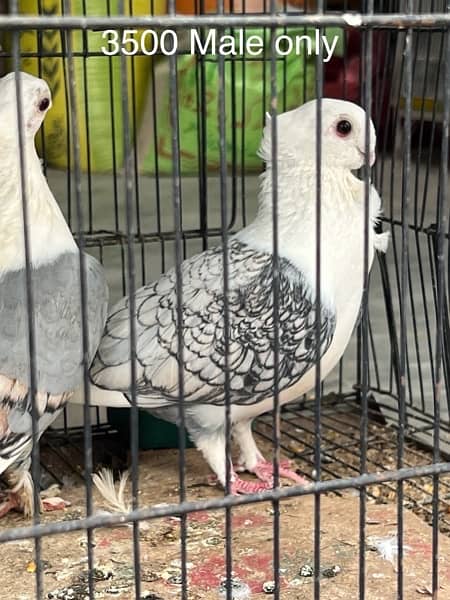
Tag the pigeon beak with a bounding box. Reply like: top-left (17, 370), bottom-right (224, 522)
top-left (358, 148), bottom-right (376, 167)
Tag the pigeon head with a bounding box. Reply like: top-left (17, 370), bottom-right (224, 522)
top-left (0, 71), bottom-right (52, 143)
top-left (259, 98), bottom-right (376, 171)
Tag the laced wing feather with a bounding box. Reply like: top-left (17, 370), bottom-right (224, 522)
top-left (92, 240), bottom-right (336, 407)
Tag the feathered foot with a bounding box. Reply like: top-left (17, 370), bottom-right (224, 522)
top-left (0, 472), bottom-right (69, 517)
top-left (0, 470), bottom-right (38, 517)
top-left (250, 458), bottom-right (308, 487)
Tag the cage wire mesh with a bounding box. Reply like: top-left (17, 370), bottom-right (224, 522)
top-left (0, 0), bottom-right (449, 599)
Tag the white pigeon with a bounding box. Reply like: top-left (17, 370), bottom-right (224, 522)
top-left (0, 71), bottom-right (109, 516)
top-left (84, 99), bottom-right (389, 494)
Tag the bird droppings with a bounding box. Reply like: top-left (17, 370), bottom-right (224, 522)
top-left (141, 571), bottom-right (159, 583)
top-left (218, 577), bottom-right (251, 599)
top-left (262, 580), bottom-right (276, 593)
top-left (78, 569), bottom-right (113, 583)
top-left (3, 447), bottom-right (450, 600)
top-left (104, 587), bottom-right (122, 595)
top-left (47, 584), bottom-right (88, 600)
top-left (321, 565), bottom-right (341, 578)
top-left (204, 536), bottom-right (222, 546)
top-left (299, 564), bottom-right (314, 577)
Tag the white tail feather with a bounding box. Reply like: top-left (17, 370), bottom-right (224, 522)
top-left (92, 468), bottom-right (131, 513)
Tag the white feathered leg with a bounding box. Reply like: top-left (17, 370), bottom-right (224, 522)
top-left (233, 420), bottom-right (265, 472)
top-left (195, 430), bottom-right (272, 494)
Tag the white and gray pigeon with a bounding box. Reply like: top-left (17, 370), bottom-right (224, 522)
top-left (0, 71), bottom-right (109, 516)
top-left (84, 99), bottom-right (389, 494)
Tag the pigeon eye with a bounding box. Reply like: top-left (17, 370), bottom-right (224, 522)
top-left (38, 98), bottom-right (50, 112)
top-left (336, 119), bottom-right (352, 137)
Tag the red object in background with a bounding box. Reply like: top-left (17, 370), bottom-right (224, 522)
top-left (324, 30), bottom-right (391, 135)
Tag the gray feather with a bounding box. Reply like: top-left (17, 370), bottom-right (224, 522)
top-left (0, 251), bottom-right (109, 474)
top-left (91, 239), bottom-right (335, 407)
top-left (0, 252), bottom-right (108, 394)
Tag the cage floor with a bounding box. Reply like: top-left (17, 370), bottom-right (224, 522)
top-left (39, 393), bottom-right (450, 537)
top-left (255, 394), bottom-right (450, 535)
top-left (3, 396), bottom-right (450, 598)
top-left (2, 448), bottom-right (450, 600)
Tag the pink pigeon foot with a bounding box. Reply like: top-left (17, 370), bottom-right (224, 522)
top-left (41, 496), bottom-right (71, 512)
top-left (251, 459), bottom-right (308, 487)
top-left (207, 472), bottom-right (271, 494)
top-left (230, 475), bottom-right (271, 495)
top-left (0, 493), bottom-right (20, 518)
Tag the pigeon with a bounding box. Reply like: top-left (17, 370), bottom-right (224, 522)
top-left (82, 98), bottom-right (389, 494)
top-left (0, 71), bottom-right (109, 517)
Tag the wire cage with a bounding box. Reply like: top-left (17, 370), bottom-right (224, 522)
top-left (0, 0), bottom-right (449, 599)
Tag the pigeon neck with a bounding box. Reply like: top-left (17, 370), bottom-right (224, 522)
top-left (0, 140), bottom-right (77, 274)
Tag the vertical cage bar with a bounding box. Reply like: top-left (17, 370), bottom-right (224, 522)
top-left (167, 0), bottom-right (188, 597)
top-left (398, 5), bottom-right (413, 598)
top-left (359, 2), bottom-right (374, 598)
top-left (117, 1), bottom-right (141, 597)
top-left (432, 2), bottom-right (449, 594)
top-left (63, 1), bottom-right (96, 597)
top-left (314, 2), bottom-right (324, 599)
top-left (10, 1), bottom-right (43, 595)
top-left (216, 2), bottom-right (233, 599)
top-left (268, 1), bottom-right (281, 598)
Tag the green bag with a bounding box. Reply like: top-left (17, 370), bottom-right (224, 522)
top-left (139, 27), bottom-right (344, 174)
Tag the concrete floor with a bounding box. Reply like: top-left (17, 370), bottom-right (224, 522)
top-left (45, 147), bottom-right (449, 447)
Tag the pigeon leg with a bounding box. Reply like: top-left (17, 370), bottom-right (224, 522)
top-left (233, 419), bottom-right (265, 472)
top-left (196, 430), bottom-right (271, 495)
top-left (233, 420), bottom-right (308, 486)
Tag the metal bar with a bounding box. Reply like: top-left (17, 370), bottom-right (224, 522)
top-left (10, 0), bottom-right (43, 595)
top-left (1, 462), bottom-right (450, 544)
top-left (117, 1), bottom-right (141, 597)
top-left (167, 0), bottom-right (188, 596)
top-left (0, 13), bottom-right (450, 29)
top-left (398, 11), bottom-right (413, 598)
top-left (268, 3), bottom-right (281, 598)
top-left (432, 0), bottom-right (450, 593)
top-left (216, 1), bottom-right (233, 598)
top-left (359, 4), bottom-right (373, 597)
top-left (63, 1), bottom-right (96, 596)
top-left (314, 2), bottom-right (323, 596)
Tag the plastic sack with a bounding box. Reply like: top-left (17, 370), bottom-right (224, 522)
top-left (138, 27), bottom-right (344, 174)
top-left (8, 0), bottom-right (164, 171)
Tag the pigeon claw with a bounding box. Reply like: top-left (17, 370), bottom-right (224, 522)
top-left (252, 459), bottom-right (309, 487)
top-left (230, 476), bottom-right (271, 495)
top-left (0, 492), bottom-right (21, 518)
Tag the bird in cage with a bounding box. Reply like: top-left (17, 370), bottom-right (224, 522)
top-left (81, 98), bottom-right (389, 495)
top-left (0, 71), bottom-right (109, 517)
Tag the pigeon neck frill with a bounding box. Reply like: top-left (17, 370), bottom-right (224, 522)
top-left (235, 165), bottom-right (380, 311)
top-left (0, 141), bottom-right (77, 274)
